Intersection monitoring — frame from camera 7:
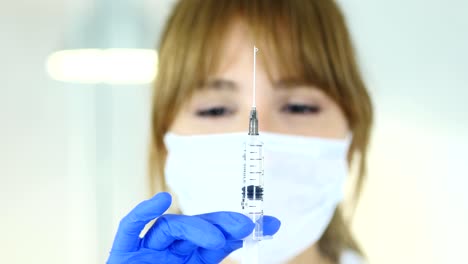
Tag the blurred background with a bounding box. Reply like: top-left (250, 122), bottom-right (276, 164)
top-left (0, 0), bottom-right (467, 263)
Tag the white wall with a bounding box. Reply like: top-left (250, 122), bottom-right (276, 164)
top-left (338, 1), bottom-right (468, 263)
top-left (0, 4), bottom-right (68, 263)
top-left (0, 1), bottom-right (154, 263)
top-left (0, 0), bottom-right (467, 263)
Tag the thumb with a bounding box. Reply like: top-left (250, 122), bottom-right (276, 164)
top-left (110, 192), bottom-right (172, 252)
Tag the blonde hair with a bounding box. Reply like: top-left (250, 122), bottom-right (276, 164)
top-left (150, 0), bottom-right (373, 262)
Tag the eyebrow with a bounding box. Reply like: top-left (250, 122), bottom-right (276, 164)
top-left (273, 78), bottom-right (309, 89)
top-left (201, 77), bottom-right (310, 91)
top-left (202, 79), bottom-right (238, 91)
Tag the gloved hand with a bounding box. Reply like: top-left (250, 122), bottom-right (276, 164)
top-left (107, 192), bottom-right (281, 264)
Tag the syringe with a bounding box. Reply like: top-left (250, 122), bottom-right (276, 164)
top-left (241, 46), bottom-right (264, 264)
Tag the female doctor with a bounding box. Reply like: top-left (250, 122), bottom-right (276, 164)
top-left (107, 0), bottom-right (373, 263)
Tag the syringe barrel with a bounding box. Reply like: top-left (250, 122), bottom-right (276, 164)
top-left (242, 135), bottom-right (264, 240)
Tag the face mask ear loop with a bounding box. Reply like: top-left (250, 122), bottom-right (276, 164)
top-left (345, 131), bottom-right (353, 145)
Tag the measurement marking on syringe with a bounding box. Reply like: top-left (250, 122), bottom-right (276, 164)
top-left (250, 158), bottom-right (262, 160)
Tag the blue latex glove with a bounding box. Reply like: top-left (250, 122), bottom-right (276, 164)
top-left (107, 192), bottom-right (281, 264)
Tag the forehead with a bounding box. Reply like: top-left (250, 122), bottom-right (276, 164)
top-left (212, 21), bottom-right (253, 74)
top-left (208, 19), bottom-right (292, 84)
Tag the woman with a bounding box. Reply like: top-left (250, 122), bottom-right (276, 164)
top-left (107, 0), bottom-right (372, 263)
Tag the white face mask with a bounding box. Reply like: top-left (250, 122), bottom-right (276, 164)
top-left (164, 132), bottom-right (351, 264)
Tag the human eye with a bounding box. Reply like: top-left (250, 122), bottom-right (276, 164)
top-left (195, 106), bottom-right (234, 118)
top-left (281, 103), bottom-right (321, 115)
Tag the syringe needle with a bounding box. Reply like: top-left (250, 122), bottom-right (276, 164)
top-left (252, 46), bottom-right (258, 108)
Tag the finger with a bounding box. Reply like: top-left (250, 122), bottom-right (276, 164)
top-left (142, 214), bottom-right (226, 251)
top-left (111, 192), bottom-right (172, 252)
top-left (195, 239), bottom-right (243, 263)
top-left (169, 240), bottom-right (198, 255)
top-left (127, 249), bottom-right (188, 264)
top-left (196, 212), bottom-right (255, 240)
top-left (107, 248), bottom-right (187, 264)
top-left (263, 215), bottom-right (281, 236)
top-left (194, 214), bottom-right (280, 263)
top-left (167, 211), bottom-right (253, 256)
